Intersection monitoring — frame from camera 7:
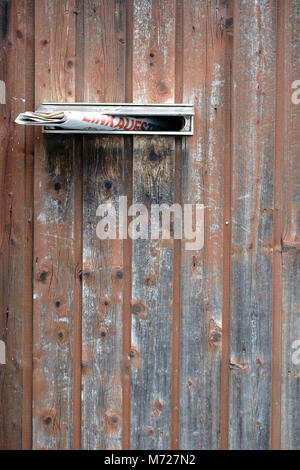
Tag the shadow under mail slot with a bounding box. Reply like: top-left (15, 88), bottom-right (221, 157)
top-left (15, 111), bottom-right (188, 133)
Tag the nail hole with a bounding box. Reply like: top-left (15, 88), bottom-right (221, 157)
top-left (104, 180), bottom-right (112, 190)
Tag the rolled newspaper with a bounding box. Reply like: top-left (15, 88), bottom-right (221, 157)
top-left (15, 110), bottom-right (185, 132)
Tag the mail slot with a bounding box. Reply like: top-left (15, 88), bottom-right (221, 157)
top-left (36, 103), bottom-right (194, 136)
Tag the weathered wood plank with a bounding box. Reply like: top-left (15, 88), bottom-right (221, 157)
top-left (0, 0), bottom-right (33, 450)
top-left (132, 0), bottom-right (175, 105)
top-left (33, 0), bottom-right (77, 449)
top-left (33, 136), bottom-right (77, 449)
top-left (130, 0), bottom-right (176, 450)
top-left (81, 136), bottom-right (124, 449)
top-left (130, 136), bottom-right (175, 449)
top-left (230, 0), bottom-right (276, 450)
top-left (81, 0), bottom-right (126, 449)
top-left (179, 0), bottom-right (227, 449)
top-left (280, 0), bottom-right (300, 451)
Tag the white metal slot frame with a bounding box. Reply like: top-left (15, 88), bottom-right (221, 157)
top-left (40, 103), bottom-right (194, 136)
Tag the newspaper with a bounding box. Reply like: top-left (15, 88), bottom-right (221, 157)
top-left (15, 110), bottom-right (184, 132)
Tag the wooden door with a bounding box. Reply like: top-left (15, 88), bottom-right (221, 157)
top-left (0, 0), bottom-right (299, 450)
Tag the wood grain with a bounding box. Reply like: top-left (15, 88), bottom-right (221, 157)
top-left (130, 136), bottom-right (175, 449)
top-left (22, 0), bottom-right (34, 450)
top-left (130, 0), bottom-right (176, 450)
top-left (230, 0), bottom-right (276, 450)
top-left (81, 0), bottom-right (126, 449)
top-left (132, 0), bottom-right (175, 105)
top-left (0, 0), bottom-right (299, 451)
top-left (81, 135), bottom-right (124, 449)
top-left (0, 0), bottom-right (33, 450)
top-left (180, 0), bottom-right (227, 449)
top-left (33, 0), bottom-right (77, 449)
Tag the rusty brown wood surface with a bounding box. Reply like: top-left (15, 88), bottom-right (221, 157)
top-left (0, 0), bottom-right (299, 450)
top-left (0, 0), bottom-right (34, 450)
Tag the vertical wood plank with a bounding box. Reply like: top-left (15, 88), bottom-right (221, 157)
top-left (130, 0), bottom-right (176, 450)
top-left (82, 136), bottom-right (124, 449)
top-left (33, 0), bottom-right (77, 449)
top-left (0, 0), bottom-right (33, 450)
top-left (180, 0), bottom-right (227, 449)
top-left (81, 0), bottom-right (126, 449)
top-left (230, 0), bottom-right (276, 450)
top-left (132, 0), bottom-right (175, 105)
top-left (130, 136), bottom-right (175, 449)
top-left (280, 0), bottom-right (300, 451)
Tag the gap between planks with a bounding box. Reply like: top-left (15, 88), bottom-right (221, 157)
top-left (271, 0), bottom-right (287, 450)
top-left (73, 0), bottom-right (84, 450)
top-left (122, 0), bottom-right (134, 451)
top-left (170, 0), bottom-right (184, 450)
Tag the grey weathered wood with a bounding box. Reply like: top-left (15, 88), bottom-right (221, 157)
top-left (81, 135), bottom-right (124, 449)
top-left (179, 0), bottom-right (226, 450)
top-left (33, 135), bottom-right (76, 449)
top-left (130, 136), bottom-right (175, 449)
top-left (32, 0), bottom-right (77, 449)
top-left (130, 0), bottom-right (176, 449)
top-left (81, 0), bottom-right (126, 449)
top-left (230, 0), bottom-right (276, 450)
